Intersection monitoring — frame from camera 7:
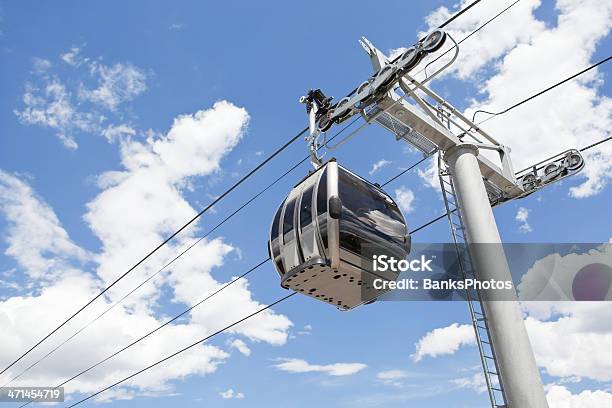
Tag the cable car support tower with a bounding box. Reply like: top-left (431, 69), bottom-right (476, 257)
top-left (298, 29), bottom-right (585, 408)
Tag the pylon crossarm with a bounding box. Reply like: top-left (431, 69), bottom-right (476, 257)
top-left (299, 30), bottom-right (587, 206)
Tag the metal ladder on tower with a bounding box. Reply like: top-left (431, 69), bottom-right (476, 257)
top-left (438, 152), bottom-right (508, 408)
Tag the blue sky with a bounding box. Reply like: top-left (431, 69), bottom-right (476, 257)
top-left (1, 0), bottom-right (611, 407)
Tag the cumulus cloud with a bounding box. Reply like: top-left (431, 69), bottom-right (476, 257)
top-left (515, 206), bottom-right (532, 233)
top-left (411, 323), bottom-right (475, 362)
top-left (274, 358), bottom-right (367, 376)
top-left (0, 101), bottom-right (292, 400)
top-left (0, 171), bottom-right (89, 280)
top-left (422, 0), bottom-right (545, 80)
top-left (394, 186), bottom-right (415, 213)
top-left (85, 101), bottom-right (250, 303)
top-left (228, 339), bottom-right (251, 356)
top-left (417, 157), bottom-right (441, 192)
top-left (369, 159), bottom-right (392, 175)
top-left (523, 302), bottom-right (612, 381)
top-left (546, 384), bottom-right (612, 407)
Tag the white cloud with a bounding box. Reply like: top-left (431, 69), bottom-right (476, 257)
top-left (296, 324), bottom-right (312, 335)
top-left (0, 171), bottom-right (89, 280)
top-left (422, 0), bottom-right (545, 80)
top-left (101, 124), bottom-right (136, 142)
top-left (79, 62), bottom-right (147, 111)
top-left (229, 339), bottom-right (251, 356)
top-left (84, 103), bottom-right (294, 359)
top-left (32, 58), bottom-right (51, 73)
top-left (377, 369), bottom-right (408, 381)
top-left (14, 79), bottom-right (99, 149)
top-left (523, 302), bottom-right (612, 381)
top-left (369, 159), bottom-right (392, 175)
top-left (168, 23), bottom-right (183, 31)
top-left (417, 157), bottom-right (441, 192)
top-left (546, 384), bottom-right (612, 407)
top-left (0, 101), bottom-right (292, 400)
top-left (0, 239), bottom-right (231, 397)
top-left (85, 101), bottom-right (249, 304)
top-left (411, 323), bottom-right (475, 362)
top-left (274, 358), bottom-right (367, 376)
top-left (219, 388), bottom-right (244, 399)
top-left (15, 50), bottom-right (149, 149)
top-left (515, 206), bottom-right (532, 232)
top-left (93, 387), bottom-right (137, 403)
top-left (376, 369), bottom-right (410, 387)
top-left (421, 0), bottom-right (612, 198)
top-left (394, 186), bottom-right (415, 213)
top-left (61, 46), bottom-right (87, 67)
top-left (450, 372), bottom-right (487, 394)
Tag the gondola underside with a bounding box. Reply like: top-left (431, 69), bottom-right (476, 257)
top-left (280, 257), bottom-right (396, 310)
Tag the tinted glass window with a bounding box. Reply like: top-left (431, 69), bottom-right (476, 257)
top-left (271, 200), bottom-right (284, 238)
top-left (339, 171), bottom-right (404, 223)
top-left (338, 169), bottom-right (407, 260)
top-left (316, 169), bottom-right (327, 216)
top-left (283, 198), bottom-right (296, 237)
top-left (300, 186), bottom-right (314, 229)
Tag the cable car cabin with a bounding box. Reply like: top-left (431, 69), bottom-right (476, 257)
top-left (269, 159), bottom-right (411, 310)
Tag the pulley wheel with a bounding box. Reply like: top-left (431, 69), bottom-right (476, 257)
top-left (544, 163), bottom-right (559, 175)
top-left (399, 46), bottom-right (420, 72)
top-left (357, 79), bottom-right (372, 96)
top-left (334, 97), bottom-right (352, 122)
top-left (567, 152), bottom-right (584, 171)
top-left (422, 29), bottom-right (447, 53)
top-left (522, 173), bottom-right (537, 191)
top-left (375, 64), bottom-right (396, 89)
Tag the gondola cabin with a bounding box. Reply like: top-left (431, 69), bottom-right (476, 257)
top-left (269, 160), bottom-right (411, 310)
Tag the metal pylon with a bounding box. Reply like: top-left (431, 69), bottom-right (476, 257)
top-left (438, 153), bottom-right (508, 408)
